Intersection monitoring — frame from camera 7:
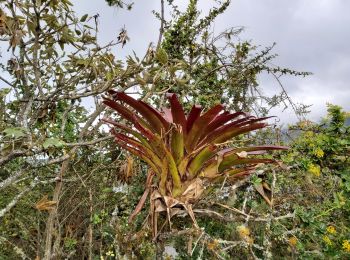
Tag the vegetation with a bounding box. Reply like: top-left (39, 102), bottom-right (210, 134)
top-left (0, 0), bottom-right (348, 259)
top-left (278, 104), bottom-right (350, 259)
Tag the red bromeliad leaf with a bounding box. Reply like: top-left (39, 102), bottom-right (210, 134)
top-left (198, 116), bottom-right (256, 146)
top-left (219, 157), bottom-right (276, 172)
top-left (223, 167), bottom-right (256, 177)
top-left (207, 122), bottom-right (268, 145)
top-left (113, 132), bottom-right (163, 169)
top-left (103, 98), bottom-right (142, 124)
top-left (186, 105), bottom-right (202, 133)
top-left (107, 89), bottom-right (120, 97)
top-left (139, 100), bottom-right (170, 129)
top-left (103, 98), bottom-right (153, 136)
top-left (233, 116), bottom-right (275, 128)
top-left (109, 92), bottom-right (169, 134)
top-left (195, 113), bottom-right (259, 146)
top-left (128, 170), bottom-right (155, 222)
top-left (131, 114), bottom-right (156, 140)
top-left (186, 104), bottom-right (224, 152)
top-left (166, 93), bottom-right (187, 131)
top-left (213, 167), bottom-right (256, 181)
top-left (129, 188), bottom-right (150, 222)
top-left (162, 107), bottom-right (173, 122)
top-left (115, 139), bottom-right (160, 174)
top-left (202, 111), bottom-right (247, 136)
top-left (221, 145), bottom-right (289, 157)
top-left (170, 125), bottom-right (184, 166)
top-left (201, 157), bottom-right (275, 179)
top-left (102, 118), bottom-right (152, 149)
top-left (103, 92), bottom-right (287, 201)
top-left (212, 147), bottom-right (276, 172)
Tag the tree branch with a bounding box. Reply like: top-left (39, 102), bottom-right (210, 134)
top-left (156, 0), bottom-right (165, 50)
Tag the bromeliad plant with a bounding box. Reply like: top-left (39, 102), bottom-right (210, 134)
top-left (102, 91), bottom-right (287, 236)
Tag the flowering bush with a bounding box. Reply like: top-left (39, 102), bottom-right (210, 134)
top-left (277, 104), bottom-right (350, 258)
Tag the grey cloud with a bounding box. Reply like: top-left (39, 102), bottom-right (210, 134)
top-left (72, 0), bottom-right (350, 122)
top-left (213, 0), bottom-right (350, 121)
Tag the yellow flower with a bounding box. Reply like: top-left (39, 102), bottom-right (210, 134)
top-left (343, 240), bottom-right (350, 253)
top-left (313, 147), bottom-right (324, 158)
top-left (305, 130), bottom-right (314, 137)
top-left (237, 225), bottom-right (250, 237)
top-left (337, 193), bottom-right (346, 206)
top-left (207, 239), bottom-right (219, 250)
top-left (106, 251), bottom-right (115, 256)
top-left (326, 226), bottom-right (336, 235)
top-left (308, 163), bottom-right (321, 177)
top-left (237, 225), bottom-right (253, 244)
top-left (323, 235), bottom-right (332, 246)
top-left (299, 121), bottom-right (313, 130)
top-left (288, 236), bottom-right (298, 247)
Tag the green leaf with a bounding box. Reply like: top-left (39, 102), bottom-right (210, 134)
top-left (156, 48), bottom-right (168, 65)
top-left (58, 41), bottom-right (64, 50)
top-left (106, 71), bottom-right (114, 81)
top-left (2, 127), bottom-right (26, 138)
top-left (92, 213), bottom-right (102, 225)
top-left (251, 175), bottom-right (262, 185)
top-left (76, 59), bottom-right (88, 66)
top-left (43, 138), bottom-right (65, 149)
top-left (187, 145), bottom-right (217, 177)
top-left (26, 20), bottom-right (36, 35)
top-left (0, 88), bottom-right (11, 97)
top-left (102, 187), bottom-right (113, 193)
top-left (80, 14), bottom-right (89, 22)
top-left (170, 125), bottom-right (184, 166)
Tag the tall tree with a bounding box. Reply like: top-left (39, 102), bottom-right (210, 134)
top-left (0, 0), bottom-right (137, 258)
top-left (0, 0), bottom-right (309, 258)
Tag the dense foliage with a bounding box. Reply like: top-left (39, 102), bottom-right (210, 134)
top-left (278, 105), bottom-right (350, 259)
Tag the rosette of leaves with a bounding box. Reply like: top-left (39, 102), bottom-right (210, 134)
top-left (102, 91), bottom-right (287, 237)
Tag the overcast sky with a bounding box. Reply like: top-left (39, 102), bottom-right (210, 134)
top-left (75, 1), bottom-right (350, 123)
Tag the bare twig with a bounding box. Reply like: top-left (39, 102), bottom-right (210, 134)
top-left (156, 0), bottom-right (165, 50)
top-left (0, 168), bottom-right (27, 191)
top-left (0, 75), bottom-right (13, 87)
top-left (215, 202), bottom-right (249, 217)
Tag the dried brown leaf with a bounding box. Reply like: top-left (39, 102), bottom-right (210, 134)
top-left (0, 11), bottom-right (7, 35)
top-left (236, 151), bottom-right (248, 158)
top-left (180, 178), bottom-right (204, 203)
top-left (35, 195), bottom-right (57, 211)
top-left (254, 183), bottom-right (272, 207)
